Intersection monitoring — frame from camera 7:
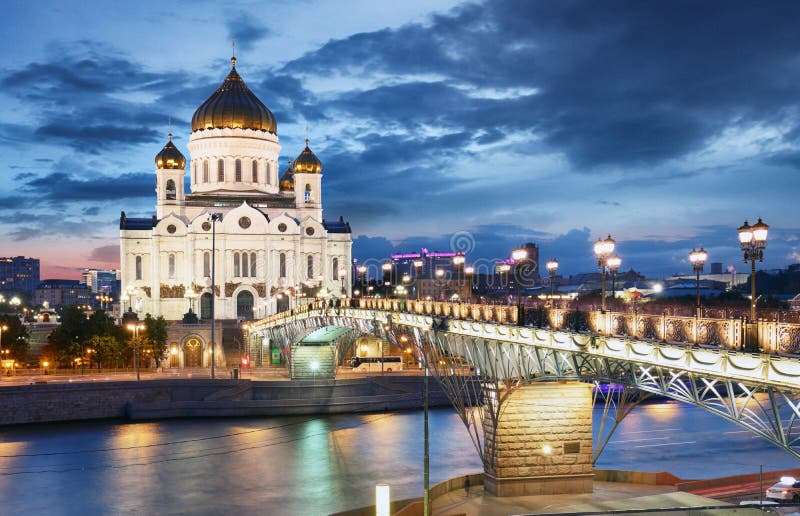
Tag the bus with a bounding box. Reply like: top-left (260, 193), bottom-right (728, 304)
top-left (349, 356), bottom-right (404, 373)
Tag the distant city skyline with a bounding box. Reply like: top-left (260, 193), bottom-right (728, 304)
top-left (2, 1), bottom-right (800, 280)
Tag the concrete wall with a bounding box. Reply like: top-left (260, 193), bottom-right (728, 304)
top-left (0, 376), bottom-right (464, 426)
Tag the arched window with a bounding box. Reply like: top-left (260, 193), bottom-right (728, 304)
top-left (252, 161), bottom-right (258, 183)
top-left (217, 159), bottom-right (224, 182)
top-left (203, 160), bottom-right (209, 182)
top-left (166, 179), bottom-right (176, 200)
top-left (332, 258), bottom-right (338, 280)
top-left (235, 159), bottom-right (242, 182)
top-left (307, 255), bottom-right (313, 279)
top-left (192, 162), bottom-right (197, 183)
top-left (233, 252), bottom-right (240, 277)
top-left (203, 252), bottom-right (210, 277)
top-left (279, 253), bottom-right (286, 278)
top-left (250, 252), bottom-right (257, 277)
top-left (135, 256), bottom-right (142, 280)
top-left (242, 252), bottom-right (249, 277)
top-left (168, 254), bottom-right (175, 279)
top-left (304, 184), bottom-right (312, 202)
top-left (265, 162), bottom-right (271, 184)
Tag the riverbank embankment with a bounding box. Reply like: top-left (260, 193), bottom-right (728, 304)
top-left (0, 376), bottom-right (462, 425)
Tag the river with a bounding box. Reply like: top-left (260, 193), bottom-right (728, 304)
top-left (0, 401), bottom-right (797, 515)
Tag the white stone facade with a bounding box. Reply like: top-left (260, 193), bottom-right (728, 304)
top-left (120, 72), bottom-right (352, 323)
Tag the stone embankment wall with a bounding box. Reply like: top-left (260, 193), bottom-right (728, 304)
top-left (0, 376), bottom-right (462, 426)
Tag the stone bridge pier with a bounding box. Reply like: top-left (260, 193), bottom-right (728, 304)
top-left (483, 381), bottom-right (594, 497)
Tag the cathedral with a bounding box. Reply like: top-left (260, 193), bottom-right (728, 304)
top-left (120, 56), bottom-right (352, 323)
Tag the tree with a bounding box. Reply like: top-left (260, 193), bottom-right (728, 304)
top-left (143, 314), bottom-right (168, 367)
top-left (0, 314), bottom-right (30, 363)
top-left (47, 306), bottom-right (88, 366)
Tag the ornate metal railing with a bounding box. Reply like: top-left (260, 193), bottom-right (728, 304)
top-left (258, 298), bottom-right (800, 355)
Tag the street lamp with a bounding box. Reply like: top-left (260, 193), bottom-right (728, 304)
top-left (357, 264), bottom-right (367, 297)
top-left (0, 324), bottom-right (7, 361)
top-left (464, 265), bottom-right (474, 301)
top-left (413, 259), bottom-right (424, 300)
top-left (593, 234), bottom-right (616, 312)
top-left (546, 258), bottom-right (559, 300)
top-left (497, 263), bottom-right (511, 296)
top-left (434, 268), bottom-right (445, 301)
top-left (208, 212), bottom-right (223, 379)
top-left (184, 289), bottom-right (198, 314)
top-left (689, 248), bottom-right (708, 315)
top-left (738, 218), bottom-right (768, 321)
top-left (382, 262), bottom-right (393, 298)
top-left (511, 247), bottom-right (528, 326)
top-left (126, 323), bottom-right (145, 381)
top-left (606, 254), bottom-right (621, 311)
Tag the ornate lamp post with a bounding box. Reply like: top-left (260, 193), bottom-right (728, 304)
top-left (546, 258), bottom-right (559, 300)
top-left (126, 323), bottom-right (145, 381)
top-left (498, 263), bottom-right (511, 289)
top-left (511, 247), bottom-right (528, 326)
top-left (0, 324), bottom-right (7, 361)
top-left (382, 262), bottom-right (393, 298)
top-left (357, 265), bottom-right (367, 298)
top-left (738, 218), bottom-right (768, 321)
top-left (689, 248), bottom-right (708, 315)
top-left (413, 259), bottom-right (424, 300)
top-left (434, 268), bottom-right (445, 301)
top-left (593, 235), bottom-right (616, 312)
top-left (208, 212), bottom-right (223, 379)
top-left (606, 254), bottom-right (621, 311)
top-left (464, 265), bottom-right (474, 301)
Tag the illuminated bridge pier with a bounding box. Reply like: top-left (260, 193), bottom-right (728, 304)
top-left (249, 300), bottom-right (800, 496)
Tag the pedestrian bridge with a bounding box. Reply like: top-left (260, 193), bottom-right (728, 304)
top-left (248, 299), bottom-right (800, 461)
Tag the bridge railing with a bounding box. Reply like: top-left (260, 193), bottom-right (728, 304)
top-left (256, 298), bottom-right (800, 355)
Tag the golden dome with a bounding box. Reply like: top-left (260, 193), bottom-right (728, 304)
top-left (279, 160), bottom-right (295, 191)
top-left (293, 139), bottom-right (322, 174)
top-left (155, 133), bottom-right (186, 169)
top-left (191, 57), bottom-right (277, 133)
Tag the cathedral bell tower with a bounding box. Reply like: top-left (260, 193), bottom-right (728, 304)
top-left (292, 139), bottom-right (323, 216)
top-left (154, 133), bottom-right (187, 218)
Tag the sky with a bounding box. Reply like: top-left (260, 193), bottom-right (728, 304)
top-left (2, 0), bottom-right (800, 281)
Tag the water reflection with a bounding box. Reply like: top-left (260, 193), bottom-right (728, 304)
top-left (0, 403), bottom-right (798, 515)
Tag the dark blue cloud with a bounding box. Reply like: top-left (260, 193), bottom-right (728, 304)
top-left (284, 0), bottom-right (800, 170)
top-left (227, 13), bottom-right (271, 52)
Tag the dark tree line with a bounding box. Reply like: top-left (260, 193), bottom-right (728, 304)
top-left (43, 307), bottom-right (168, 369)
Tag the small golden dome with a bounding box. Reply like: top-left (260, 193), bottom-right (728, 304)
top-left (293, 139), bottom-right (322, 174)
top-left (279, 160), bottom-right (295, 191)
top-left (155, 133), bottom-right (186, 169)
top-left (191, 58), bottom-right (277, 133)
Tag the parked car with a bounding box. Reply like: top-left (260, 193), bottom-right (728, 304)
top-left (766, 476), bottom-right (800, 501)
